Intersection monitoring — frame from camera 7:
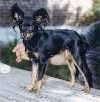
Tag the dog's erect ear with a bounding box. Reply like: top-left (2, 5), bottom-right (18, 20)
top-left (11, 3), bottom-right (24, 21)
top-left (33, 8), bottom-right (50, 26)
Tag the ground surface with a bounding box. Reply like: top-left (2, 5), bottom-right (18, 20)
top-left (0, 64), bottom-right (100, 102)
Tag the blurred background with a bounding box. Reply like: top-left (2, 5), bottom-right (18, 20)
top-left (0, 0), bottom-right (100, 81)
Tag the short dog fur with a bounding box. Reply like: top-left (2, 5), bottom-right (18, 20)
top-left (11, 4), bottom-right (94, 93)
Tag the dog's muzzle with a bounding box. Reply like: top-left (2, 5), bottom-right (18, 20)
top-left (21, 32), bottom-right (33, 40)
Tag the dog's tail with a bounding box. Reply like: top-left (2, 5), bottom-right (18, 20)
top-left (86, 47), bottom-right (100, 89)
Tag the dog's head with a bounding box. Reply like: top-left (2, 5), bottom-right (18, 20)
top-left (11, 3), bottom-right (49, 40)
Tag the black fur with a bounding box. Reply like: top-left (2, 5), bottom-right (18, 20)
top-left (11, 4), bottom-right (100, 89)
top-left (85, 21), bottom-right (100, 89)
top-left (33, 8), bottom-right (50, 26)
top-left (23, 29), bottom-right (91, 83)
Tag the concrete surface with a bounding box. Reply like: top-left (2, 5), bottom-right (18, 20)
top-left (0, 64), bottom-right (100, 102)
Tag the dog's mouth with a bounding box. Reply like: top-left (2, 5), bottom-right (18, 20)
top-left (21, 32), bottom-right (33, 40)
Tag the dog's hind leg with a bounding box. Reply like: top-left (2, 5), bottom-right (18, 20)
top-left (67, 62), bottom-right (76, 87)
top-left (74, 62), bottom-right (90, 93)
top-left (71, 55), bottom-right (90, 93)
top-left (64, 50), bottom-right (90, 92)
top-left (64, 50), bottom-right (76, 87)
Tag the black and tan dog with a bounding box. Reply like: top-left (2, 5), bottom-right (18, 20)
top-left (11, 4), bottom-right (93, 93)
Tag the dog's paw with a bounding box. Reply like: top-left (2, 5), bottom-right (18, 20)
top-left (82, 83), bottom-right (90, 93)
top-left (70, 81), bottom-right (75, 87)
top-left (26, 82), bottom-right (41, 93)
top-left (30, 80), bottom-right (42, 93)
top-left (83, 85), bottom-right (90, 93)
top-left (68, 80), bottom-right (75, 87)
top-left (26, 84), bottom-right (34, 92)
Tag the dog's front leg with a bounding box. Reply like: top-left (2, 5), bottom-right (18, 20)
top-left (34, 55), bottom-right (48, 93)
top-left (27, 60), bottom-right (38, 92)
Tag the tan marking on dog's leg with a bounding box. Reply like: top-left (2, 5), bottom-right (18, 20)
top-left (33, 63), bottom-right (49, 93)
top-left (70, 62), bottom-right (76, 86)
top-left (74, 62), bottom-right (90, 93)
top-left (64, 49), bottom-right (90, 92)
top-left (34, 80), bottom-right (42, 93)
top-left (72, 55), bottom-right (90, 93)
top-left (42, 75), bottom-right (48, 85)
top-left (26, 63), bottom-right (38, 91)
top-left (32, 75), bottom-right (47, 93)
top-left (67, 62), bottom-right (75, 86)
top-left (64, 50), bottom-right (76, 87)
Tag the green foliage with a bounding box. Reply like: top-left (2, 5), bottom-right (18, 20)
top-left (0, 40), bottom-right (31, 71)
top-left (47, 65), bottom-right (70, 81)
top-left (1, 40), bottom-right (17, 64)
top-left (80, 0), bottom-right (100, 25)
top-left (93, 0), bottom-right (100, 19)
